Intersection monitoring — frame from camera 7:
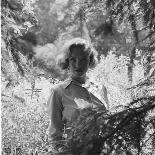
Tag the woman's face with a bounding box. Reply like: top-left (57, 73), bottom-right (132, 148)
top-left (69, 46), bottom-right (90, 78)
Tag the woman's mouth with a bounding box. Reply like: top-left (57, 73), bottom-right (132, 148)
top-left (75, 69), bottom-right (82, 72)
top-left (75, 69), bottom-right (83, 74)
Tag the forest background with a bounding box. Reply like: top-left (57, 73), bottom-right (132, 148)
top-left (1, 0), bottom-right (155, 154)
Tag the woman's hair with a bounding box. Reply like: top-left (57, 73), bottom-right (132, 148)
top-left (20, 32), bottom-right (37, 46)
top-left (57, 38), bottom-right (98, 70)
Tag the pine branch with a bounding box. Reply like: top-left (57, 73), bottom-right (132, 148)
top-left (68, 96), bottom-right (155, 154)
top-left (100, 100), bottom-right (155, 144)
top-left (138, 31), bottom-right (155, 44)
top-left (141, 131), bottom-right (155, 149)
top-left (127, 68), bottom-right (155, 90)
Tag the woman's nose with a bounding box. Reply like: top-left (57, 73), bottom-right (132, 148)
top-left (75, 60), bottom-right (80, 68)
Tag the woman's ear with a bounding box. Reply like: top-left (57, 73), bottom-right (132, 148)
top-left (64, 59), bottom-right (69, 70)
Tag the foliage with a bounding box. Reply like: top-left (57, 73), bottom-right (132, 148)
top-left (1, 77), bottom-right (59, 154)
top-left (1, 0), bottom-right (38, 84)
top-left (32, 0), bottom-right (59, 44)
top-left (1, 0), bottom-right (155, 154)
top-left (93, 0), bottom-right (155, 82)
top-left (67, 96), bottom-right (155, 155)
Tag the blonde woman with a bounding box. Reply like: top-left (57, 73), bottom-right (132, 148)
top-left (46, 38), bottom-right (106, 154)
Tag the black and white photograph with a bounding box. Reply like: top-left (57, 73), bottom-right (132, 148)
top-left (1, 0), bottom-right (155, 154)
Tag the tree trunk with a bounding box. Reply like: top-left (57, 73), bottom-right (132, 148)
top-left (128, 14), bottom-right (138, 99)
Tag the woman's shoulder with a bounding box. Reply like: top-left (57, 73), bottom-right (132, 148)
top-left (50, 80), bottom-right (71, 94)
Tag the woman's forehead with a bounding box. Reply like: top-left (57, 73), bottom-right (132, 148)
top-left (70, 47), bottom-right (89, 58)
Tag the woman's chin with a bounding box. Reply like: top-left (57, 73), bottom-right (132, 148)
top-left (74, 72), bottom-right (84, 77)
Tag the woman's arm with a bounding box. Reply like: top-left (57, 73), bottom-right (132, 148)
top-left (46, 87), bottom-right (72, 154)
top-left (46, 87), bottom-right (64, 142)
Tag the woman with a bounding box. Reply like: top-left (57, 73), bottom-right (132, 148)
top-left (46, 38), bottom-right (106, 154)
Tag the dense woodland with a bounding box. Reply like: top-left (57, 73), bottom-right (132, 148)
top-left (1, 0), bottom-right (155, 154)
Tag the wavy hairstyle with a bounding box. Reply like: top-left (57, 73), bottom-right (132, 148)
top-left (56, 38), bottom-right (98, 70)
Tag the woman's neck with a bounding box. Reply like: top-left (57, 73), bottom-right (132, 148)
top-left (71, 75), bottom-right (86, 84)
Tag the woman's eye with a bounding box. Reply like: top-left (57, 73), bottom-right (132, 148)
top-left (70, 58), bottom-right (75, 62)
top-left (81, 59), bottom-right (87, 62)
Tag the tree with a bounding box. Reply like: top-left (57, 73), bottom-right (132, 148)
top-left (1, 0), bottom-right (37, 84)
top-left (95, 0), bottom-right (155, 83)
top-left (32, 0), bottom-right (59, 44)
